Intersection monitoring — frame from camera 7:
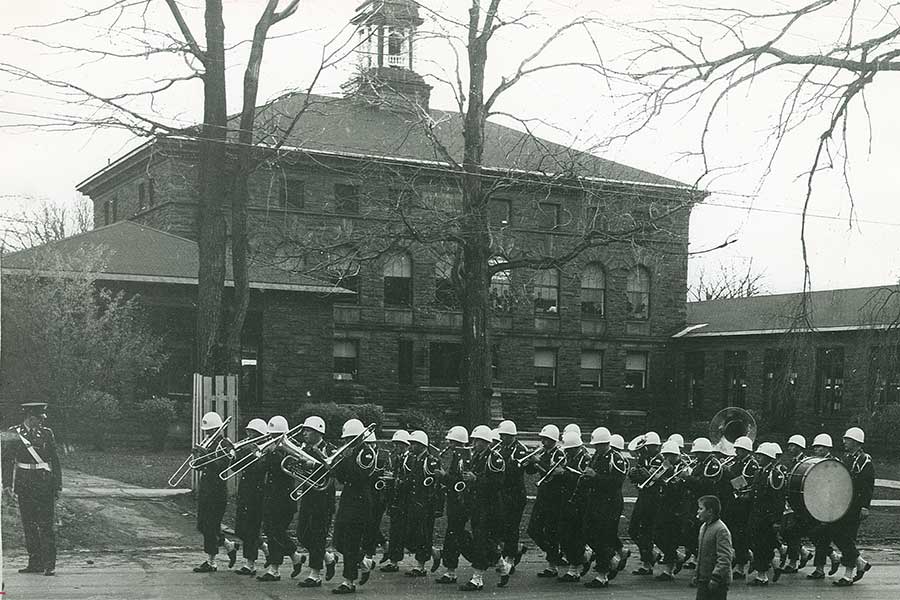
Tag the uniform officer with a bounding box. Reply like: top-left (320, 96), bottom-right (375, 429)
top-left (296, 415), bottom-right (338, 587)
top-left (495, 419), bottom-right (529, 582)
top-left (746, 442), bottom-right (785, 586)
top-left (192, 411), bottom-right (238, 573)
top-left (402, 430), bottom-right (442, 577)
top-left (722, 435), bottom-right (757, 579)
top-left (435, 425), bottom-right (473, 584)
top-left (556, 430), bottom-right (592, 582)
top-left (831, 427), bottom-right (875, 586)
top-left (380, 429), bottom-right (411, 572)
top-left (233, 418), bottom-right (270, 575)
top-left (2, 402), bottom-right (62, 576)
top-left (526, 424), bottom-right (566, 578)
top-left (628, 431), bottom-right (663, 575)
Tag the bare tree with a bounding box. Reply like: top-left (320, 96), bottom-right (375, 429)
top-left (1, 196), bottom-right (92, 251)
top-left (689, 260), bottom-right (766, 302)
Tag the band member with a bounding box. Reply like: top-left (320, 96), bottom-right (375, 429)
top-left (556, 430), bottom-right (592, 582)
top-left (403, 430), bottom-right (442, 577)
top-left (628, 431), bottom-right (662, 575)
top-left (496, 419), bottom-right (529, 583)
top-left (722, 436), bottom-right (757, 579)
top-left (233, 418), bottom-right (270, 575)
top-left (2, 402), bottom-right (62, 576)
top-left (831, 427), bottom-right (875, 586)
top-left (459, 425), bottom-right (505, 591)
top-left (435, 425), bottom-right (473, 584)
top-left (779, 435), bottom-right (812, 575)
top-left (581, 427), bottom-right (628, 588)
top-left (525, 424), bottom-right (565, 578)
top-left (331, 419), bottom-right (378, 594)
top-left (693, 495), bottom-right (734, 600)
top-left (805, 434), bottom-right (840, 579)
top-left (652, 440), bottom-right (687, 581)
top-left (746, 442), bottom-right (785, 586)
top-left (296, 415), bottom-right (338, 587)
top-left (191, 411), bottom-right (238, 573)
top-left (667, 433), bottom-right (686, 450)
top-left (608, 433), bottom-right (631, 574)
top-left (681, 437), bottom-right (724, 569)
top-left (364, 432), bottom-right (392, 563)
top-left (380, 429), bottom-right (410, 572)
top-left (257, 416), bottom-right (305, 582)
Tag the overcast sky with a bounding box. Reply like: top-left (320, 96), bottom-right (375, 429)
top-left (2, 0), bottom-right (899, 295)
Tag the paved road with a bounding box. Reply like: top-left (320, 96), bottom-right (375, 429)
top-left (5, 551), bottom-right (900, 600)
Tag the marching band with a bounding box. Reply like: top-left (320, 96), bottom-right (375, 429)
top-left (173, 407), bottom-right (876, 593)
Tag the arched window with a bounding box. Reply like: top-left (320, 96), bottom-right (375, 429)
top-left (533, 269), bottom-right (559, 314)
top-left (626, 265), bottom-right (651, 320)
top-left (489, 256), bottom-right (512, 311)
top-left (581, 263), bottom-right (606, 318)
top-left (383, 252), bottom-right (412, 307)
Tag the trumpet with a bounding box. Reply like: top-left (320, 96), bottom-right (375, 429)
top-left (191, 432), bottom-right (268, 468)
top-left (291, 423), bottom-right (377, 500)
top-left (453, 480), bottom-right (467, 493)
top-left (169, 416), bottom-right (232, 487)
top-left (219, 423), bottom-right (304, 481)
top-left (637, 461), bottom-right (669, 490)
top-left (515, 446), bottom-right (544, 467)
top-left (535, 456), bottom-right (566, 487)
top-left (374, 475), bottom-right (395, 491)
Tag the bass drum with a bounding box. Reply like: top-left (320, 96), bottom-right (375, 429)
top-left (787, 457), bottom-right (853, 523)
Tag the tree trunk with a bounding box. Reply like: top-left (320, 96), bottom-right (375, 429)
top-left (196, 0), bottom-right (228, 375)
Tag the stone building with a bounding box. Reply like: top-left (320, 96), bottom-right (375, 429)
top-left (23, 0), bottom-right (702, 432)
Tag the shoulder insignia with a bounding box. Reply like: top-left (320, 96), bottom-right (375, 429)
top-left (357, 446), bottom-right (377, 471)
top-left (610, 452), bottom-right (628, 475)
top-left (488, 451), bottom-right (506, 473)
top-left (704, 458), bottom-right (722, 478)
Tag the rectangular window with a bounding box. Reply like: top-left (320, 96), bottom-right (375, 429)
top-left (580, 350), bottom-right (603, 388)
top-left (534, 348), bottom-right (558, 387)
top-left (282, 177), bottom-right (305, 209)
top-left (148, 180), bottom-right (155, 206)
top-left (533, 270), bottom-right (559, 314)
top-left (384, 277), bottom-right (412, 307)
top-left (429, 342), bottom-right (461, 386)
top-left (537, 202), bottom-right (560, 230)
top-left (723, 350), bottom-right (748, 407)
top-left (334, 183), bottom-right (360, 214)
top-left (104, 200), bottom-right (110, 226)
top-left (870, 345), bottom-right (900, 407)
top-left (333, 340), bottom-right (359, 381)
top-left (112, 196), bottom-right (118, 222)
top-left (138, 183), bottom-right (146, 211)
top-left (398, 339), bottom-right (414, 385)
top-left (489, 199), bottom-right (512, 227)
top-left (686, 351), bottom-right (705, 411)
top-left (816, 347), bottom-right (844, 414)
top-left (625, 351), bottom-right (648, 391)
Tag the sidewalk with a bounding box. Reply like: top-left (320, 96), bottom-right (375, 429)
top-left (61, 470), bottom-right (191, 499)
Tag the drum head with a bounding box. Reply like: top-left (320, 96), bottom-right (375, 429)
top-left (802, 459), bottom-right (853, 523)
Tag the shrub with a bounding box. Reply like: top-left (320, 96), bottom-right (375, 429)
top-left (345, 403), bottom-right (384, 436)
top-left (137, 396), bottom-right (178, 451)
top-left (74, 390), bottom-right (120, 450)
top-left (397, 408), bottom-right (449, 443)
top-left (851, 405), bottom-right (900, 456)
top-left (291, 403), bottom-right (354, 441)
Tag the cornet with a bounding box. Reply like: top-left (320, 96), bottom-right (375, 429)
top-left (168, 416), bottom-right (232, 487)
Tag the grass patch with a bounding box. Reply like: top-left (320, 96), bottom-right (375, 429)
top-left (61, 447), bottom-right (187, 489)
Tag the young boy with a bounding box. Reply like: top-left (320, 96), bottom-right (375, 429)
top-left (693, 495), bottom-right (733, 600)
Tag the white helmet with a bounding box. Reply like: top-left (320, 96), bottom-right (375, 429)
top-left (755, 442), bottom-right (777, 460)
top-left (812, 433), bottom-right (833, 448)
top-left (342, 418), bottom-right (365, 438)
top-left (716, 442), bottom-right (736, 457)
top-left (733, 436), bottom-right (754, 452)
top-left (561, 430), bottom-right (583, 449)
top-left (246, 418), bottom-right (268, 436)
top-left (200, 411), bottom-right (224, 431)
top-left (498, 420), bottom-right (517, 436)
top-left (445, 425), bottom-right (469, 445)
top-left (644, 431), bottom-right (662, 446)
top-left (302, 415), bottom-right (326, 435)
top-left (788, 434), bottom-right (807, 449)
top-left (691, 437), bottom-right (713, 453)
top-left (471, 425), bottom-right (493, 443)
top-left (590, 427), bottom-right (612, 445)
top-left (771, 443), bottom-right (783, 456)
top-left (267, 415), bottom-right (289, 435)
top-left (843, 427), bottom-right (865, 444)
top-left (391, 429), bottom-right (410, 445)
top-left (409, 430), bottom-right (429, 447)
top-left (667, 433), bottom-right (685, 448)
top-left (610, 434), bottom-right (625, 451)
top-left (539, 424), bottom-right (560, 442)
top-left (563, 424), bottom-right (581, 437)
top-left (660, 440), bottom-right (681, 456)
top-left (490, 428), bottom-right (501, 443)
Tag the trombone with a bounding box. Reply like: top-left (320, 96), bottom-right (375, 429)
top-left (515, 446), bottom-right (544, 467)
top-left (636, 461), bottom-right (669, 490)
top-left (219, 423), bottom-right (304, 481)
top-left (535, 456), bottom-right (566, 487)
top-left (190, 432), bottom-right (268, 468)
top-left (168, 416), bottom-right (232, 487)
top-left (290, 423), bottom-right (377, 500)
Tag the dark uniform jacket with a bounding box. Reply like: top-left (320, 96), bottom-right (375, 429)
top-left (843, 450), bottom-right (875, 513)
top-left (2, 424), bottom-right (62, 495)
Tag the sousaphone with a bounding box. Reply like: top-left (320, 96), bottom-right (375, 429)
top-left (709, 407), bottom-right (757, 455)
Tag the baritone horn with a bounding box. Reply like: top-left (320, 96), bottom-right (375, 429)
top-left (709, 407), bottom-right (757, 456)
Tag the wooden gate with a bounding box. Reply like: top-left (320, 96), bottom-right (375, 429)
top-left (192, 374), bottom-right (240, 494)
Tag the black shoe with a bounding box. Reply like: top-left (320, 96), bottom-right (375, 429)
top-left (654, 572), bottom-right (673, 581)
top-left (379, 554), bottom-right (390, 564)
top-left (782, 565), bottom-right (798, 574)
top-left (829, 557), bottom-right (840, 576)
top-left (256, 572), bottom-right (281, 582)
top-left (379, 563), bottom-right (399, 573)
top-left (436, 573), bottom-right (458, 584)
top-left (227, 543), bottom-right (239, 569)
top-left (673, 558), bottom-right (685, 575)
top-left (772, 566), bottom-right (783, 582)
top-left (799, 551), bottom-right (811, 569)
top-left (44, 568), bottom-right (56, 576)
top-left (632, 567), bottom-right (653, 576)
top-left (332, 582), bottom-right (356, 594)
top-left (235, 566), bottom-right (256, 576)
top-left (537, 568), bottom-right (558, 578)
top-left (405, 567), bottom-right (427, 577)
top-left (617, 549), bottom-right (631, 572)
top-left (515, 545), bottom-right (527, 566)
top-left (584, 578), bottom-right (608, 588)
top-left (580, 553), bottom-right (594, 578)
top-left (326, 558), bottom-right (337, 581)
top-left (459, 580), bottom-right (484, 591)
top-left (299, 577), bottom-right (322, 587)
top-left (359, 563), bottom-right (372, 586)
top-left (833, 577), bottom-right (854, 587)
top-left (853, 561), bottom-right (871, 583)
top-left (806, 570), bottom-right (825, 579)
top-left (556, 573), bottom-right (580, 583)
top-left (193, 561), bottom-right (217, 573)
top-left (733, 571), bottom-right (746, 580)
top-left (291, 556), bottom-right (307, 579)
top-left (497, 574), bottom-right (510, 587)
top-left (608, 567), bottom-right (618, 581)
top-left (18, 565), bottom-right (42, 574)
